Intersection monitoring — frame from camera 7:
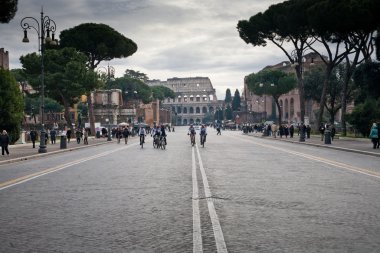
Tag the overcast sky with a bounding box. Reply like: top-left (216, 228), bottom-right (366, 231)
top-left (1, 0), bottom-right (286, 99)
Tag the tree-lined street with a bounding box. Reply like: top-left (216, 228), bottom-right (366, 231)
top-left (1, 128), bottom-right (379, 252)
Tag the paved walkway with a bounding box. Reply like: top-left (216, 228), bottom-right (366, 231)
top-left (0, 136), bottom-right (118, 165)
top-left (246, 132), bottom-right (380, 158)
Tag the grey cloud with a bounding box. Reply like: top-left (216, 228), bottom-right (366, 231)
top-left (0, 0), bottom-right (285, 98)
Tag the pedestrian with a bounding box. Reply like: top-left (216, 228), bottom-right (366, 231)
top-left (289, 124), bottom-right (294, 138)
top-left (117, 128), bottom-right (123, 144)
top-left (0, 130), bottom-right (10, 156)
top-left (67, 129), bottom-right (72, 143)
top-left (83, 129), bottom-right (88, 145)
top-left (30, 129), bottom-right (37, 148)
top-left (284, 125), bottom-right (289, 138)
top-left (271, 123), bottom-right (277, 138)
top-left (45, 132), bottom-right (49, 145)
top-left (377, 122), bottom-right (380, 149)
top-left (319, 123), bottom-right (325, 141)
top-left (331, 125), bottom-right (336, 141)
top-left (306, 125), bottom-right (311, 139)
top-left (76, 129), bottom-right (82, 144)
top-left (216, 124), bottom-right (221, 135)
top-left (123, 127), bottom-right (130, 144)
top-left (279, 125), bottom-right (284, 138)
top-left (50, 128), bottom-right (56, 144)
top-left (369, 123), bottom-right (378, 149)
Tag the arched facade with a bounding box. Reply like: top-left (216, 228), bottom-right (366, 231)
top-left (148, 77), bottom-right (221, 125)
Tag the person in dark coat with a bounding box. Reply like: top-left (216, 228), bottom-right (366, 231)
top-left (289, 125), bottom-right (294, 138)
top-left (50, 129), bottom-right (57, 144)
top-left (306, 125), bottom-right (311, 139)
top-left (1, 130), bottom-right (10, 155)
top-left (45, 132), bottom-right (49, 145)
top-left (331, 125), bottom-right (336, 141)
top-left (122, 127), bottom-right (130, 144)
top-left (30, 130), bottom-right (37, 148)
top-left (284, 125), bottom-right (289, 138)
top-left (66, 129), bottom-right (72, 143)
top-left (279, 125), bottom-right (284, 138)
top-left (76, 129), bottom-right (82, 144)
top-left (319, 123), bottom-right (325, 141)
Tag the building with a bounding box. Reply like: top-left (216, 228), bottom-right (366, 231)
top-left (92, 89), bottom-right (136, 126)
top-left (243, 52), bottom-right (325, 124)
top-left (147, 77), bottom-right (221, 125)
top-left (0, 48), bottom-right (9, 70)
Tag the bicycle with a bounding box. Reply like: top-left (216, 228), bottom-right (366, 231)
top-left (140, 134), bottom-right (145, 148)
top-left (153, 135), bottom-right (160, 149)
top-left (200, 134), bottom-right (206, 148)
top-left (160, 136), bottom-right (166, 150)
top-left (189, 133), bottom-right (195, 146)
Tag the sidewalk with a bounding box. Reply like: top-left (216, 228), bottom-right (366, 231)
top-left (0, 136), bottom-right (113, 165)
top-left (246, 132), bottom-right (380, 158)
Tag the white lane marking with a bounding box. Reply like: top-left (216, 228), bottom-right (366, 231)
top-left (195, 144), bottom-right (228, 253)
top-left (0, 143), bottom-right (138, 191)
top-left (230, 134), bottom-right (380, 179)
top-left (192, 147), bottom-right (203, 253)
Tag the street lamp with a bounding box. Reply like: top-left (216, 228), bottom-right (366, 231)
top-left (290, 50), bottom-right (306, 142)
top-left (21, 7), bottom-right (57, 153)
top-left (98, 65), bottom-right (115, 141)
top-left (259, 83), bottom-right (274, 122)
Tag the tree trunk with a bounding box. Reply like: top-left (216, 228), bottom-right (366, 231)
top-left (88, 93), bottom-right (96, 136)
top-left (275, 98), bottom-right (282, 126)
top-left (316, 65), bottom-right (333, 130)
top-left (341, 60), bottom-right (350, 136)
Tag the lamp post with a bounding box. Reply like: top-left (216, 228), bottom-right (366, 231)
top-left (290, 50), bottom-right (306, 142)
top-left (259, 83), bottom-right (274, 122)
top-left (98, 65), bottom-right (115, 141)
top-left (21, 7), bottom-right (57, 153)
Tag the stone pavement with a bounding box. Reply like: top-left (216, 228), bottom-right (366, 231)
top-left (246, 132), bottom-right (380, 158)
top-left (0, 136), bottom-right (115, 165)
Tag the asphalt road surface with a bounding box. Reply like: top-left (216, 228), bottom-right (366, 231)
top-left (1, 127), bottom-right (379, 253)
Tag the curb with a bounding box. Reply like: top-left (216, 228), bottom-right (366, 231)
top-left (0, 141), bottom-right (112, 166)
top-left (247, 134), bottom-right (380, 158)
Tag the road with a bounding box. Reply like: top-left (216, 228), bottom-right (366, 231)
top-left (0, 127), bottom-right (379, 252)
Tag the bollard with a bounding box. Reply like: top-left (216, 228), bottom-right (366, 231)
top-left (60, 135), bottom-right (67, 149)
top-left (324, 130), bottom-right (331, 144)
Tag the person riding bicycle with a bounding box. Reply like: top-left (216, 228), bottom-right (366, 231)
top-left (160, 125), bottom-right (167, 145)
top-left (188, 124), bottom-right (196, 136)
top-left (200, 124), bottom-right (207, 143)
top-left (151, 125), bottom-right (160, 145)
top-left (138, 124), bottom-right (146, 144)
top-left (188, 124), bottom-right (196, 144)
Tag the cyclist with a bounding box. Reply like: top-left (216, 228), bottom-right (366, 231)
top-left (160, 125), bottom-right (167, 145)
top-left (200, 124), bottom-right (207, 143)
top-left (138, 124), bottom-right (146, 146)
top-left (188, 124), bottom-right (196, 145)
top-left (216, 123), bottom-right (221, 135)
top-left (151, 125), bottom-right (160, 146)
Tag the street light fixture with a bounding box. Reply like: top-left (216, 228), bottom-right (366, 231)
top-left (97, 65), bottom-right (115, 141)
top-left (21, 7), bottom-right (57, 153)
